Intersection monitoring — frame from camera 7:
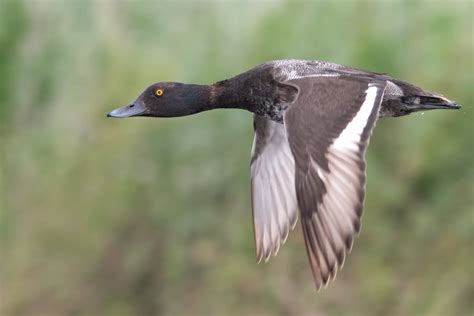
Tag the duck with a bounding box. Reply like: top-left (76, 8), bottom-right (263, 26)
top-left (108, 59), bottom-right (460, 290)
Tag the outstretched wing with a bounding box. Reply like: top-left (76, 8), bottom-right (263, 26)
top-left (284, 76), bottom-right (386, 289)
top-left (250, 115), bottom-right (299, 263)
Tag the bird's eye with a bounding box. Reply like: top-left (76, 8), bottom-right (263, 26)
top-left (155, 89), bottom-right (164, 97)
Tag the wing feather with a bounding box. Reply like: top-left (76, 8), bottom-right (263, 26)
top-left (250, 116), bottom-right (299, 262)
top-left (284, 76), bottom-right (386, 289)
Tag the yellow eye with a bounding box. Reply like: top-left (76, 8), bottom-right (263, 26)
top-left (155, 89), bottom-right (164, 97)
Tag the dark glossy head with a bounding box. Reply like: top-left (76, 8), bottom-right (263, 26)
top-left (107, 82), bottom-right (211, 118)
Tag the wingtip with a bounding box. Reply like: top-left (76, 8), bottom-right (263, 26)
top-left (264, 249), bottom-right (272, 263)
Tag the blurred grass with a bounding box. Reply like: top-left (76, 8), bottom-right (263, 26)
top-left (0, 1), bottom-right (473, 315)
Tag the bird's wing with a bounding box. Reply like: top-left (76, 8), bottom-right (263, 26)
top-left (283, 76), bottom-right (386, 289)
top-left (250, 115), bottom-right (299, 263)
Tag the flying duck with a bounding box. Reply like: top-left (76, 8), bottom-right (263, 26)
top-left (108, 60), bottom-right (460, 289)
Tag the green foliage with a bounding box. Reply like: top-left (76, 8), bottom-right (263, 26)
top-left (1, 1), bottom-right (473, 315)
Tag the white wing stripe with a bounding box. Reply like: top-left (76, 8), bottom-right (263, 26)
top-left (333, 84), bottom-right (380, 151)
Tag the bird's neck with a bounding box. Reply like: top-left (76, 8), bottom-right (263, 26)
top-left (175, 83), bottom-right (249, 115)
top-left (172, 84), bottom-right (212, 115)
top-left (209, 80), bottom-right (253, 112)
top-left (188, 77), bottom-right (291, 115)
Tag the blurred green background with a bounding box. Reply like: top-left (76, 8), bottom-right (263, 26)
top-left (1, 1), bottom-right (473, 315)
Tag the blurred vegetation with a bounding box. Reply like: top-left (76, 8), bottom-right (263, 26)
top-left (1, 1), bottom-right (473, 315)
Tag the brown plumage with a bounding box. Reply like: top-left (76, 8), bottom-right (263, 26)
top-left (108, 59), bottom-right (460, 290)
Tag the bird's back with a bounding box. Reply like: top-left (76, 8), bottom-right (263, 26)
top-left (257, 59), bottom-right (459, 117)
